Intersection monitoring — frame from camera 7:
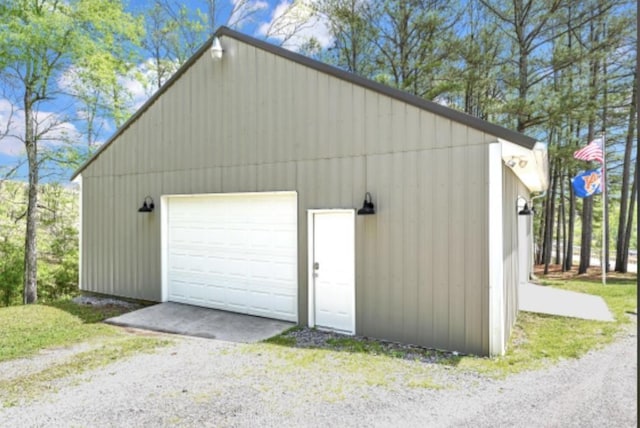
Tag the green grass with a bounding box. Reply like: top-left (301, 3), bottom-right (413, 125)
top-left (0, 299), bottom-right (172, 406)
top-left (326, 337), bottom-right (384, 354)
top-left (455, 277), bottom-right (637, 377)
top-left (264, 277), bottom-right (637, 379)
top-left (0, 298), bottom-right (156, 362)
top-left (263, 326), bottom-right (301, 346)
top-left (244, 343), bottom-right (445, 395)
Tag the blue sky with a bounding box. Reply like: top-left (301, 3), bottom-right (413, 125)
top-left (0, 0), bottom-right (332, 182)
top-left (2, 0), bottom-right (633, 182)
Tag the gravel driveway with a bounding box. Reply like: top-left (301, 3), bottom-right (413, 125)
top-left (0, 318), bottom-right (636, 428)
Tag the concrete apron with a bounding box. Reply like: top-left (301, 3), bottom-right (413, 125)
top-left (519, 283), bottom-right (614, 322)
top-left (106, 302), bottom-right (295, 343)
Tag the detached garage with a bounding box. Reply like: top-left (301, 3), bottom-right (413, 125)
top-left (72, 27), bottom-right (548, 356)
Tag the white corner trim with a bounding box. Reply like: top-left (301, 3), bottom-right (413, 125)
top-left (73, 174), bottom-right (83, 290)
top-left (307, 211), bottom-right (316, 329)
top-left (488, 142), bottom-right (505, 356)
top-left (160, 195), bottom-right (168, 302)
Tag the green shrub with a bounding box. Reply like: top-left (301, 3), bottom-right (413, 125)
top-left (0, 238), bottom-right (23, 306)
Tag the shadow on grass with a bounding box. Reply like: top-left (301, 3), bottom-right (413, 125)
top-left (45, 299), bottom-right (139, 324)
top-left (263, 326), bottom-right (464, 367)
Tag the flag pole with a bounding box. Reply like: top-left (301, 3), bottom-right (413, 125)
top-left (601, 131), bottom-right (607, 285)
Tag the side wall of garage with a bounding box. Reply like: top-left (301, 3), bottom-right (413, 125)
top-left (501, 167), bottom-right (530, 345)
top-left (80, 35), bottom-right (497, 355)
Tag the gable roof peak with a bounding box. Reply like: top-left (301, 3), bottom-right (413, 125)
top-left (71, 26), bottom-right (537, 180)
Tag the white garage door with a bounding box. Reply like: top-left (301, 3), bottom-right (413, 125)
top-left (164, 192), bottom-right (298, 322)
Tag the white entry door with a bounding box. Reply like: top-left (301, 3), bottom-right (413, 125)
top-left (309, 210), bottom-right (355, 334)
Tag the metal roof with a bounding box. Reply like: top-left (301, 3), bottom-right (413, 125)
top-left (71, 26), bottom-right (537, 180)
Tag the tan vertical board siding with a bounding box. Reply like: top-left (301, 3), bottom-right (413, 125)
top-left (79, 36), bottom-right (507, 354)
top-left (190, 56), bottom-right (207, 171)
top-left (401, 151), bottom-right (419, 343)
top-left (448, 144), bottom-right (467, 352)
top-left (432, 147), bottom-right (450, 348)
top-left (465, 144), bottom-right (489, 355)
top-left (416, 149), bottom-right (435, 346)
top-left (357, 143), bottom-right (489, 354)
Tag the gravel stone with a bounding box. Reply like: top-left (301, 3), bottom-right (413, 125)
top-left (283, 327), bottom-right (466, 363)
top-left (72, 295), bottom-right (142, 309)
top-left (0, 317), bottom-right (636, 427)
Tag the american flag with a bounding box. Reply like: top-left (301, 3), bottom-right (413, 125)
top-left (573, 138), bottom-right (604, 163)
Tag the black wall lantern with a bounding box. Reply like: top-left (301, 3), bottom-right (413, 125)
top-left (519, 203), bottom-right (533, 216)
top-left (357, 192), bottom-right (375, 215)
top-left (138, 196), bottom-right (155, 213)
top-left (516, 196), bottom-right (533, 216)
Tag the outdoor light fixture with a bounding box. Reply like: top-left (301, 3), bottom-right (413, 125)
top-left (519, 203), bottom-right (533, 216)
top-left (357, 192), bottom-right (375, 215)
top-left (506, 156), bottom-right (528, 168)
top-left (516, 196), bottom-right (532, 216)
top-left (210, 37), bottom-right (224, 60)
top-left (138, 196), bottom-right (155, 213)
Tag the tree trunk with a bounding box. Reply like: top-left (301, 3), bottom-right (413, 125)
top-left (621, 167), bottom-right (637, 272)
top-left (23, 93), bottom-right (38, 304)
top-left (615, 72), bottom-right (636, 271)
top-left (564, 181), bottom-right (575, 271)
top-left (543, 160), bottom-right (557, 274)
top-left (557, 169), bottom-right (565, 266)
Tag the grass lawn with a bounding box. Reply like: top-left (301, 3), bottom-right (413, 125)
top-left (444, 269), bottom-right (635, 376)
top-left (264, 269), bottom-right (637, 378)
top-left (0, 299), bottom-right (171, 407)
top-left (0, 299), bottom-right (140, 362)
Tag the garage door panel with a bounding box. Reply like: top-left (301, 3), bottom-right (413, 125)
top-left (247, 293), bottom-right (296, 318)
top-left (166, 193), bottom-right (298, 322)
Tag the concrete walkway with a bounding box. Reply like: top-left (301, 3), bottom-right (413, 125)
top-left (519, 283), bottom-right (614, 322)
top-left (106, 302), bottom-right (295, 342)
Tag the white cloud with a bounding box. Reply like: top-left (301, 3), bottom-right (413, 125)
top-left (228, 0), bottom-right (270, 28)
top-left (0, 99), bottom-right (24, 156)
top-left (0, 98), bottom-right (81, 157)
top-left (256, 0), bottom-right (333, 52)
top-left (119, 69), bottom-right (149, 111)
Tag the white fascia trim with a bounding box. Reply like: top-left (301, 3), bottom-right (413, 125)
top-left (488, 142), bottom-right (505, 356)
top-left (73, 174), bottom-right (83, 290)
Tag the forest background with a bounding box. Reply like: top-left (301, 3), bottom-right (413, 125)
top-left (0, 0), bottom-right (636, 305)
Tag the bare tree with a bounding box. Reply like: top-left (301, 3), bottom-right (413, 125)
top-left (0, 0), bottom-right (141, 303)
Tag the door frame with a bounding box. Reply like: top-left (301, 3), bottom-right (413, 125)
top-left (307, 209), bottom-right (356, 334)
